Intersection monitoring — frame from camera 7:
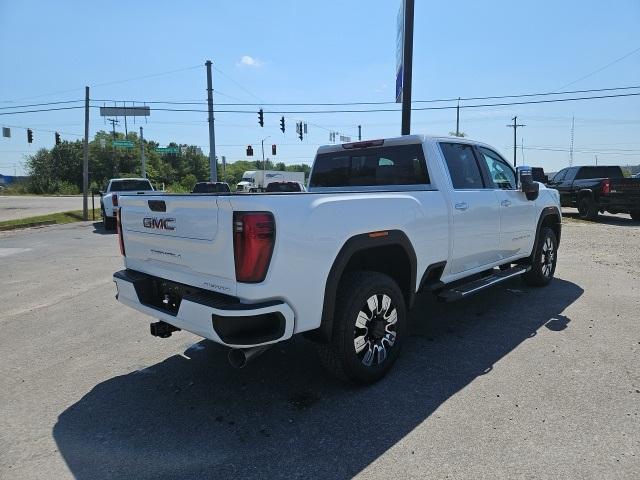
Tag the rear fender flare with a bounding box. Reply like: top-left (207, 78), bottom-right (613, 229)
top-left (316, 230), bottom-right (417, 342)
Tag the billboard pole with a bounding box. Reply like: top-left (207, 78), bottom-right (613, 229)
top-left (82, 86), bottom-right (89, 221)
top-left (205, 60), bottom-right (217, 182)
top-left (401, 0), bottom-right (414, 135)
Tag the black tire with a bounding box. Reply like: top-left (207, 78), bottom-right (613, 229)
top-left (103, 210), bottom-right (115, 231)
top-left (577, 196), bottom-right (598, 220)
top-left (316, 271), bottom-right (407, 385)
top-left (630, 211), bottom-right (640, 221)
top-left (522, 227), bottom-right (557, 287)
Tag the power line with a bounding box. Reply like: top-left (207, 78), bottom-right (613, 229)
top-left (80, 91), bottom-right (640, 115)
top-left (91, 84), bottom-right (640, 107)
top-left (555, 46), bottom-right (640, 91)
top-left (0, 106), bottom-right (86, 116)
top-left (0, 99), bottom-right (84, 110)
top-left (0, 124), bottom-right (83, 137)
top-left (90, 65), bottom-right (201, 89)
top-left (507, 145), bottom-right (640, 157)
top-left (1, 64), bottom-right (203, 104)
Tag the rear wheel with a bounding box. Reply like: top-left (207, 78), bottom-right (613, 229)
top-left (630, 211), bottom-right (640, 221)
top-left (317, 271), bottom-right (407, 384)
top-left (577, 196), bottom-right (598, 220)
top-left (522, 227), bottom-right (557, 287)
top-left (102, 209), bottom-right (115, 230)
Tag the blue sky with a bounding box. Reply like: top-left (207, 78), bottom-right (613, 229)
top-left (1, 0), bottom-right (639, 176)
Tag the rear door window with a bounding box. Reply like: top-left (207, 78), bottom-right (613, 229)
top-left (439, 143), bottom-right (484, 189)
top-left (575, 166), bottom-right (624, 179)
top-left (309, 144), bottom-right (429, 188)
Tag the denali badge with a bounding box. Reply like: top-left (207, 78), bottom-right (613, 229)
top-left (143, 217), bottom-right (176, 231)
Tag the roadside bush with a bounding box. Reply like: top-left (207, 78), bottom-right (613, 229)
top-left (0, 182), bottom-right (29, 195)
top-left (57, 181), bottom-right (80, 195)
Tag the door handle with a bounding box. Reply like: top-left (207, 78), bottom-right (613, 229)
top-left (454, 202), bottom-right (469, 211)
top-left (501, 199), bottom-right (512, 207)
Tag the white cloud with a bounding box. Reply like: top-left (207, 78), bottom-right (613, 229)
top-left (374, 83), bottom-right (388, 93)
top-left (237, 55), bottom-right (263, 67)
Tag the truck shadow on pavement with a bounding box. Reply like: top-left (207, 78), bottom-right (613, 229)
top-left (91, 221), bottom-right (115, 235)
top-left (53, 278), bottom-right (582, 480)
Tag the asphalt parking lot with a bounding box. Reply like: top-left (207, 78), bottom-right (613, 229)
top-left (0, 212), bottom-right (638, 479)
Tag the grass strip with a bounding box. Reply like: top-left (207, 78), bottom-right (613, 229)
top-left (0, 209), bottom-right (100, 231)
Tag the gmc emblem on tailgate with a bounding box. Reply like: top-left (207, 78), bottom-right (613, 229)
top-left (143, 217), bottom-right (176, 231)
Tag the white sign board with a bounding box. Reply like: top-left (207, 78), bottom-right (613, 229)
top-left (395, 0), bottom-right (406, 103)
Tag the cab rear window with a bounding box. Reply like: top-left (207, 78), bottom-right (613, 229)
top-left (309, 144), bottom-right (429, 188)
top-left (110, 180), bottom-right (153, 191)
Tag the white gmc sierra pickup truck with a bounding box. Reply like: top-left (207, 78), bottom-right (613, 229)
top-left (113, 135), bottom-right (561, 384)
top-left (100, 178), bottom-right (155, 230)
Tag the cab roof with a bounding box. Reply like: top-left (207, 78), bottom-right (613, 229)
top-left (315, 134), bottom-right (498, 155)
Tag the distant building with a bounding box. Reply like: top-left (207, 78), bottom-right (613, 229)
top-left (0, 174), bottom-right (29, 186)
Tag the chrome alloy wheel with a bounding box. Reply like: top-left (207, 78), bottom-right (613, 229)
top-left (353, 294), bottom-right (398, 367)
top-left (541, 236), bottom-right (555, 277)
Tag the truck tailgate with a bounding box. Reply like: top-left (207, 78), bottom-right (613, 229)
top-left (610, 178), bottom-right (640, 195)
top-left (119, 195), bottom-right (237, 295)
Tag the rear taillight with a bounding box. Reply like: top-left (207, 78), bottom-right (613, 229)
top-left (601, 179), bottom-right (610, 195)
top-left (116, 208), bottom-right (125, 256)
top-left (112, 195), bottom-right (119, 206)
top-left (233, 212), bottom-right (275, 283)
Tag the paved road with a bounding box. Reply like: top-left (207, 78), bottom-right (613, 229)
top-left (0, 218), bottom-right (638, 479)
top-left (0, 195), bottom-right (87, 221)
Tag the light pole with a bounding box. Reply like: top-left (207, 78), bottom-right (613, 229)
top-left (261, 136), bottom-right (270, 188)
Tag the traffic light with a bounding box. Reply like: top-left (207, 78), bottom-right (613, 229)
top-left (297, 122), bottom-right (303, 141)
top-left (246, 145), bottom-right (254, 156)
top-left (55, 132), bottom-right (61, 145)
top-left (258, 108), bottom-right (264, 127)
top-left (271, 144), bottom-right (277, 155)
top-left (280, 116), bottom-right (285, 133)
top-left (27, 128), bottom-right (33, 143)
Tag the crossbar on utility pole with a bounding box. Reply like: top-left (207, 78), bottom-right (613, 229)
top-left (506, 116), bottom-right (526, 167)
top-left (205, 60), bottom-right (217, 182)
top-left (401, 0), bottom-right (415, 135)
top-left (82, 86), bottom-right (89, 220)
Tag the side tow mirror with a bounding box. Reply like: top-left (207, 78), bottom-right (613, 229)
top-left (517, 166), bottom-right (540, 201)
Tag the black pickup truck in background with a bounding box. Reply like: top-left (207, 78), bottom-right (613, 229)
top-left (547, 165), bottom-right (640, 221)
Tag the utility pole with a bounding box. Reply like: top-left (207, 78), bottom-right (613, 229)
top-left (82, 86), bottom-right (89, 221)
top-left (455, 97), bottom-right (460, 136)
top-left (139, 126), bottom-right (146, 177)
top-left (358, 125), bottom-right (362, 141)
top-left (506, 116), bottom-right (526, 167)
top-left (107, 118), bottom-right (118, 138)
top-left (400, 0), bottom-right (415, 135)
top-left (595, 155), bottom-right (598, 166)
top-left (569, 116), bottom-right (575, 167)
top-left (107, 118), bottom-right (119, 177)
top-left (261, 136), bottom-right (270, 180)
top-left (205, 60), bottom-right (217, 182)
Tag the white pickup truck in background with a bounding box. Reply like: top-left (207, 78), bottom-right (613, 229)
top-left (100, 178), bottom-right (155, 230)
top-left (235, 170), bottom-right (305, 192)
top-left (113, 135), bottom-right (561, 384)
